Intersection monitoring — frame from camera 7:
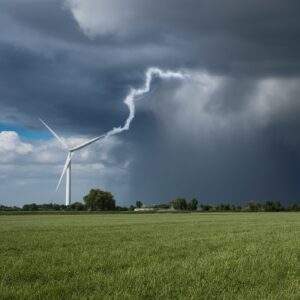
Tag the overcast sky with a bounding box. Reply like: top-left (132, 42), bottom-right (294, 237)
top-left (1, 0), bottom-right (300, 207)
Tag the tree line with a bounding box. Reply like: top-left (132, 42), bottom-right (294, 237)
top-left (0, 188), bottom-right (299, 212)
top-left (200, 200), bottom-right (300, 212)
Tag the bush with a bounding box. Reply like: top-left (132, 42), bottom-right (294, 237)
top-left (70, 202), bottom-right (86, 211)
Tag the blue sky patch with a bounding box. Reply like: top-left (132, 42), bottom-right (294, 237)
top-left (0, 123), bottom-right (51, 140)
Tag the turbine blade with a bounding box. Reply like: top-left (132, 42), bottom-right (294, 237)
top-left (39, 118), bottom-right (69, 150)
top-left (70, 135), bottom-right (105, 152)
top-left (56, 153), bottom-right (72, 191)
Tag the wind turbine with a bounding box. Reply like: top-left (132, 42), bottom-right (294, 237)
top-left (40, 119), bottom-right (104, 206)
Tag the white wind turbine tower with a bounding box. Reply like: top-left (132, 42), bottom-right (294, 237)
top-left (40, 119), bottom-right (104, 206)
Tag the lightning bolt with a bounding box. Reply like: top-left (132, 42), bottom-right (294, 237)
top-left (104, 67), bottom-right (187, 139)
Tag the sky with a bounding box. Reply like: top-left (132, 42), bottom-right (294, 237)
top-left (1, 0), bottom-right (300, 207)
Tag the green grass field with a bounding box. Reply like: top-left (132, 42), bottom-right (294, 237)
top-left (0, 213), bottom-right (299, 299)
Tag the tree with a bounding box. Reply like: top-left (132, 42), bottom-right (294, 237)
top-left (22, 203), bottom-right (38, 211)
top-left (232, 205), bottom-right (242, 212)
top-left (170, 198), bottom-right (187, 210)
top-left (287, 203), bottom-right (300, 211)
top-left (200, 204), bottom-right (212, 211)
top-left (215, 203), bottom-right (231, 211)
top-left (243, 201), bottom-right (261, 212)
top-left (263, 201), bottom-right (284, 212)
top-left (83, 188), bottom-right (116, 211)
top-left (0, 205), bottom-right (21, 211)
top-left (187, 198), bottom-right (198, 210)
top-left (136, 201), bottom-right (143, 208)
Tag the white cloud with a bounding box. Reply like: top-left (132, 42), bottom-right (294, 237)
top-left (65, 0), bottom-right (135, 38)
top-left (0, 131), bottom-right (33, 161)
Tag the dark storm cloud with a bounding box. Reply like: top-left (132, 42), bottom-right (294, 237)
top-left (130, 125), bottom-right (300, 206)
top-left (65, 0), bottom-right (300, 76)
top-left (1, 0), bottom-right (299, 129)
top-left (127, 78), bottom-right (300, 206)
top-left (1, 0), bottom-right (300, 205)
top-left (2, 0), bottom-right (82, 42)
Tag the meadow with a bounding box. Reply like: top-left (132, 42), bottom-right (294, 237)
top-left (0, 213), bottom-right (299, 299)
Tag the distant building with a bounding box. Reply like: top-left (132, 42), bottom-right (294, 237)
top-left (134, 207), bottom-right (155, 212)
